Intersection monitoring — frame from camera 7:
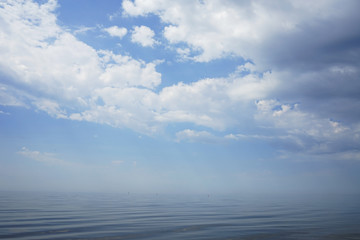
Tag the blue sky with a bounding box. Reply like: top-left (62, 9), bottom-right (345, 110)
top-left (1, 0), bottom-right (360, 194)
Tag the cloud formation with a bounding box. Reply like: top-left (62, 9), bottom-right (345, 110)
top-left (122, 0), bottom-right (360, 66)
top-left (1, 0), bottom-right (360, 160)
top-left (18, 147), bottom-right (68, 165)
top-left (104, 26), bottom-right (128, 39)
top-left (176, 129), bottom-right (220, 143)
top-left (131, 25), bottom-right (158, 47)
top-left (121, 0), bottom-right (360, 128)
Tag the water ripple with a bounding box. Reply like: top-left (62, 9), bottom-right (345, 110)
top-left (0, 192), bottom-right (359, 239)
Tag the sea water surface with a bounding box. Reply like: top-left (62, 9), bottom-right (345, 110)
top-left (0, 191), bottom-right (359, 239)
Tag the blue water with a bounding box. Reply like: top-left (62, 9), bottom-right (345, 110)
top-left (0, 191), bottom-right (359, 239)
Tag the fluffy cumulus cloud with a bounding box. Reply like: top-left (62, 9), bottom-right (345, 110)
top-left (104, 26), bottom-right (127, 39)
top-left (1, 0), bottom-right (360, 160)
top-left (122, 0), bottom-right (360, 125)
top-left (0, 0), bottom-right (163, 132)
top-left (155, 65), bottom-right (276, 131)
top-left (131, 25), bottom-right (158, 47)
top-left (122, 0), bottom-right (360, 67)
top-left (121, 0), bottom-right (360, 157)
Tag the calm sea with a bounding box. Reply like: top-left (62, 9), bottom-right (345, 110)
top-left (0, 191), bottom-right (359, 239)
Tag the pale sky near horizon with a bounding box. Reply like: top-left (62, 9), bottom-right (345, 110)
top-left (1, 0), bottom-right (360, 194)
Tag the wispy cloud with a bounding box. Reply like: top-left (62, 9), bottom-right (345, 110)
top-left (0, 110), bottom-right (10, 115)
top-left (73, 26), bottom-right (96, 35)
top-left (18, 147), bottom-right (70, 166)
top-left (111, 160), bottom-right (124, 165)
top-left (176, 129), bottom-right (222, 144)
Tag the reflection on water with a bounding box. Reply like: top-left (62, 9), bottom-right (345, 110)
top-left (0, 191), bottom-right (359, 239)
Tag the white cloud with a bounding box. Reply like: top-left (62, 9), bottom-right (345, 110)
top-left (154, 64), bottom-right (276, 130)
top-left (176, 129), bottom-right (220, 143)
top-left (18, 147), bottom-right (69, 165)
top-left (176, 47), bottom-right (191, 60)
top-left (0, 0), bottom-right (162, 134)
top-left (73, 26), bottom-right (95, 35)
top-left (104, 26), bottom-right (127, 39)
top-left (123, 0), bottom-right (358, 65)
top-left (98, 51), bottom-right (161, 89)
top-left (111, 160), bottom-right (124, 165)
top-left (131, 25), bottom-right (158, 47)
top-left (0, 110), bottom-right (10, 115)
top-left (32, 98), bottom-right (67, 119)
top-left (120, 1), bottom-right (360, 131)
top-left (122, 0), bottom-right (164, 16)
top-left (0, 84), bottom-right (27, 107)
top-left (108, 10), bottom-right (121, 21)
top-left (64, 62), bottom-right (276, 133)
